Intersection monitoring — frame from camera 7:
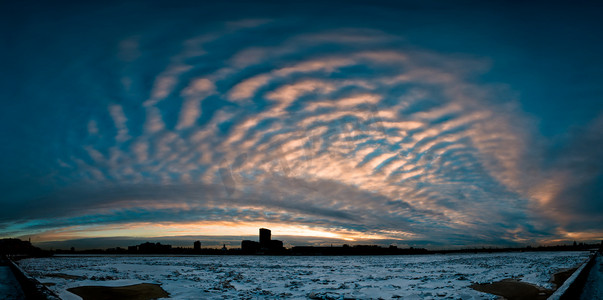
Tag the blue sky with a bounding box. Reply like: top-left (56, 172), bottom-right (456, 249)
top-left (1, 0), bottom-right (602, 249)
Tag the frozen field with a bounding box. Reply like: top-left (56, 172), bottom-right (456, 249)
top-left (20, 252), bottom-right (589, 299)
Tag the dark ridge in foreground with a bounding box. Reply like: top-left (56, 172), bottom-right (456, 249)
top-left (1, 255), bottom-right (60, 300)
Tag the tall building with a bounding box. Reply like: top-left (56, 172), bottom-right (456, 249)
top-left (194, 241), bottom-right (201, 251)
top-left (259, 228), bottom-right (271, 249)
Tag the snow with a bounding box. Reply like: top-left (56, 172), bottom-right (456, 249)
top-left (0, 266), bottom-right (25, 300)
top-left (19, 252), bottom-right (589, 299)
top-left (581, 253), bottom-right (603, 300)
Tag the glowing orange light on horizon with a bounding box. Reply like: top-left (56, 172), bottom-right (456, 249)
top-left (29, 221), bottom-right (416, 243)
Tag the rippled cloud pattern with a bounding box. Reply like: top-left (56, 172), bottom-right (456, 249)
top-left (2, 1), bottom-right (603, 247)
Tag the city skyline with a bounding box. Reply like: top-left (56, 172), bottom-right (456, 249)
top-left (2, 0), bottom-right (603, 249)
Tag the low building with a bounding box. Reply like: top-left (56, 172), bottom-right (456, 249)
top-left (270, 240), bottom-right (284, 251)
top-left (134, 242), bottom-right (172, 254)
top-left (241, 240), bottom-right (260, 254)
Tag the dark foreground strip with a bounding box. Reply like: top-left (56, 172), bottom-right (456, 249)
top-left (7, 258), bottom-right (60, 300)
top-left (548, 251), bottom-right (599, 300)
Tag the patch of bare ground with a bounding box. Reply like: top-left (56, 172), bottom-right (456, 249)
top-left (67, 283), bottom-right (169, 300)
top-left (470, 267), bottom-right (578, 300)
top-left (470, 279), bottom-right (551, 300)
top-left (552, 267), bottom-right (577, 289)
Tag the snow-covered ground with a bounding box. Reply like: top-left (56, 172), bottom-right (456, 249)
top-left (19, 252), bottom-right (589, 300)
top-left (581, 253), bottom-right (603, 300)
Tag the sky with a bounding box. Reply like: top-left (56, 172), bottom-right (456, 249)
top-left (1, 0), bottom-right (603, 249)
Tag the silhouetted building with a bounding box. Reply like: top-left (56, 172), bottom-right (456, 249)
top-left (241, 240), bottom-right (260, 254)
top-left (270, 240), bottom-right (284, 251)
top-left (194, 241), bottom-right (201, 251)
top-left (106, 247), bottom-right (126, 254)
top-left (259, 228), bottom-right (271, 249)
top-left (240, 228), bottom-right (284, 254)
top-left (135, 242), bottom-right (172, 254)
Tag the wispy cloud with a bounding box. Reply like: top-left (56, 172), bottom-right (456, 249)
top-left (176, 78), bottom-right (215, 130)
top-left (109, 104), bottom-right (130, 142)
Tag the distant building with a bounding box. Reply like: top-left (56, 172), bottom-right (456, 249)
top-left (194, 241), bottom-right (201, 251)
top-left (135, 242), bottom-right (172, 254)
top-left (241, 240), bottom-right (260, 254)
top-left (259, 228), bottom-right (271, 249)
top-left (270, 240), bottom-right (283, 250)
top-left (240, 228), bottom-right (285, 254)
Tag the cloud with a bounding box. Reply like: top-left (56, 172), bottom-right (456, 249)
top-left (109, 104), bottom-right (130, 142)
top-left (229, 75), bottom-right (271, 101)
top-left (176, 78), bottom-right (215, 130)
top-left (143, 65), bottom-right (193, 107)
top-left (87, 119), bottom-right (99, 135)
top-left (117, 36), bottom-right (141, 62)
top-left (535, 113), bottom-right (603, 232)
top-left (144, 106), bottom-right (165, 134)
top-left (3, 3), bottom-right (602, 248)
